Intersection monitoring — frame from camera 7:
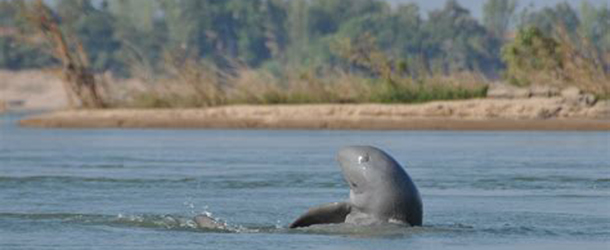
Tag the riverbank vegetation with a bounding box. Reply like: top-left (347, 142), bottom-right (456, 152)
top-left (1, 0), bottom-right (608, 108)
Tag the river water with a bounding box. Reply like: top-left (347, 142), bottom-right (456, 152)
top-left (1, 113), bottom-right (608, 249)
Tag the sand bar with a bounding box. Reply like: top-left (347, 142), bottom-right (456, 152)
top-left (18, 99), bottom-right (609, 130)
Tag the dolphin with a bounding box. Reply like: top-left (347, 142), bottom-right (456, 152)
top-left (289, 145), bottom-right (422, 228)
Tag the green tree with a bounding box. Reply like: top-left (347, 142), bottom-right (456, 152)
top-left (579, 2), bottom-right (610, 51)
top-left (519, 2), bottom-right (580, 36)
top-left (483, 0), bottom-right (517, 39)
top-left (501, 26), bottom-right (562, 86)
top-left (0, 0), bottom-right (55, 69)
top-left (159, 0), bottom-right (281, 67)
top-left (423, 0), bottom-right (502, 74)
top-left (263, 0), bottom-right (289, 59)
top-left (55, 0), bottom-right (123, 74)
top-left (284, 0), bottom-right (310, 67)
top-left (307, 0), bottom-right (386, 37)
top-left (333, 2), bottom-right (424, 75)
top-left (108, 0), bottom-right (155, 33)
top-left (107, 0), bottom-right (166, 77)
top-left (159, 0), bottom-right (213, 55)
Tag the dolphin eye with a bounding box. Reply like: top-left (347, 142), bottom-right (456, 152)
top-left (358, 155), bottom-right (369, 164)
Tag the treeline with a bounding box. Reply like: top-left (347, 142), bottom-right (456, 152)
top-left (1, 0), bottom-right (609, 106)
top-left (0, 0), bottom-right (606, 75)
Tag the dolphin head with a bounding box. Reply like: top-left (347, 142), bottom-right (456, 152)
top-left (337, 146), bottom-right (404, 205)
top-left (336, 145), bottom-right (422, 225)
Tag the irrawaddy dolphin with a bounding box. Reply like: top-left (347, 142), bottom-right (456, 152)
top-left (289, 145), bottom-right (423, 228)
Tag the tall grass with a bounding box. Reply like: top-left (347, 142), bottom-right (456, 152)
top-left (123, 64), bottom-right (488, 108)
top-left (121, 34), bottom-right (489, 108)
top-left (368, 73), bottom-right (489, 103)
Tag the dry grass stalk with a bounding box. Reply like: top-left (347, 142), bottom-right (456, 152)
top-left (554, 25), bottom-right (609, 97)
top-left (163, 52), bottom-right (226, 107)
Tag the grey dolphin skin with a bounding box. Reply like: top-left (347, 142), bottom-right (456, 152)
top-left (194, 214), bottom-right (226, 230)
top-left (289, 145), bottom-right (423, 228)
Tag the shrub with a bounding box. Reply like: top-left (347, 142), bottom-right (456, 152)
top-left (502, 26), bottom-right (610, 98)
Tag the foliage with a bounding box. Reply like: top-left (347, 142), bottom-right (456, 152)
top-left (1, 0), bottom-right (607, 75)
top-left (423, 0), bottom-right (503, 74)
top-left (1, 0), bottom-right (609, 106)
top-left (518, 2), bottom-right (581, 37)
top-left (0, 0), bottom-right (507, 76)
top-left (501, 26), bottom-right (563, 86)
top-left (0, 1), bottom-right (56, 68)
top-left (578, 2), bottom-right (610, 52)
top-left (19, 0), bottom-right (106, 108)
top-left (502, 26), bottom-right (609, 97)
top-left (483, 0), bottom-right (517, 39)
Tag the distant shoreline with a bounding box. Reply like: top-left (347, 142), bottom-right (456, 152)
top-left (18, 101), bottom-right (610, 131)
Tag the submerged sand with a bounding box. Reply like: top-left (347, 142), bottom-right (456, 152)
top-left (18, 98), bottom-right (610, 130)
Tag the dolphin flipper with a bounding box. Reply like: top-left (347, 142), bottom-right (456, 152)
top-left (289, 202), bottom-right (351, 228)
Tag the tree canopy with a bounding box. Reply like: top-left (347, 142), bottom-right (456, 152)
top-left (0, 0), bottom-right (608, 79)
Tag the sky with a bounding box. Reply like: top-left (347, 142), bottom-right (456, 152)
top-left (387, 0), bottom-right (608, 19)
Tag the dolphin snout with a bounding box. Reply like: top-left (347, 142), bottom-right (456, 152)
top-left (336, 147), bottom-right (353, 164)
top-left (337, 146), bottom-right (373, 166)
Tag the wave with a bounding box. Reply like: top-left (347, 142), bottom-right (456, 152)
top-left (284, 221), bottom-right (588, 239)
top-left (0, 175), bottom-right (343, 189)
top-left (420, 175), bottom-right (610, 191)
top-left (0, 212), bottom-right (229, 232)
top-left (0, 176), bottom-right (197, 184)
top-left (0, 212), bottom-right (431, 237)
top-left (0, 212), bottom-right (601, 238)
top-left (510, 176), bottom-right (610, 183)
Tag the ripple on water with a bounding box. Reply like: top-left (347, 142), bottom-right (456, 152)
top-left (0, 176), bottom-right (197, 184)
top-left (1, 211), bottom-right (590, 240)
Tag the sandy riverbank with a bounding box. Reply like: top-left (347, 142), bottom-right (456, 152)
top-left (4, 70), bottom-right (608, 130)
top-left (18, 98), bottom-right (610, 130)
top-left (0, 70), bottom-right (67, 110)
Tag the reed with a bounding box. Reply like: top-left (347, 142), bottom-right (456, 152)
top-left (125, 32), bottom-right (489, 108)
top-left (125, 66), bottom-right (488, 108)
